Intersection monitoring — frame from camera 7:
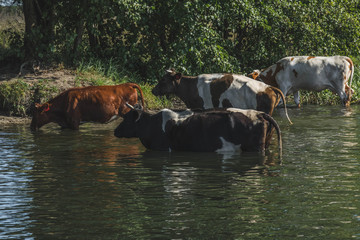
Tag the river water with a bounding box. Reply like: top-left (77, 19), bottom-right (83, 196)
top-left (0, 105), bottom-right (359, 239)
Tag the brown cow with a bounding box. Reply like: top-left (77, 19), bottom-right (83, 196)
top-left (30, 83), bottom-right (145, 131)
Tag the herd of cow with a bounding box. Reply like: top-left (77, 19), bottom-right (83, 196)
top-left (30, 56), bottom-right (355, 157)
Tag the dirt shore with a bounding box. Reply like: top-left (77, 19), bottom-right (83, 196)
top-left (0, 67), bottom-right (185, 125)
top-left (0, 67), bottom-right (78, 125)
top-left (0, 115), bottom-right (31, 125)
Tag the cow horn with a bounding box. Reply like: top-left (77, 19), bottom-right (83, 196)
top-left (125, 102), bottom-right (135, 110)
top-left (134, 105), bottom-right (143, 122)
top-left (166, 69), bottom-right (173, 74)
top-left (126, 102), bottom-right (143, 122)
top-left (135, 113), bottom-right (142, 122)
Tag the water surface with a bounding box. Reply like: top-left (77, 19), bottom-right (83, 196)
top-left (0, 105), bottom-right (359, 239)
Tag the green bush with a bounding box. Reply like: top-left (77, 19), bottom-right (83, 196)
top-left (1, 1), bottom-right (360, 113)
top-left (11, 1), bottom-right (359, 78)
top-left (0, 80), bottom-right (29, 116)
top-left (0, 6), bottom-right (24, 61)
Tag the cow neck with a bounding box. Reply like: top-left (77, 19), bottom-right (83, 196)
top-left (261, 64), bottom-right (281, 88)
top-left (138, 111), bottom-right (168, 151)
top-left (47, 89), bottom-right (69, 113)
top-left (136, 111), bottom-right (151, 129)
top-left (175, 75), bottom-right (203, 108)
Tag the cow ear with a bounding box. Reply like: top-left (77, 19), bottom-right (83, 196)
top-left (40, 103), bottom-right (51, 114)
top-left (174, 73), bottom-right (182, 81)
top-left (35, 103), bottom-right (41, 108)
top-left (252, 72), bottom-right (259, 80)
top-left (248, 70), bottom-right (260, 80)
top-left (132, 110), bottom-right (142, 122)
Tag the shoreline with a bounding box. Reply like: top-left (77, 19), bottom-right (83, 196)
top-left (0, 114), bottom-right (31, 125)
top-left (0, 68), bottom-right (357, 126)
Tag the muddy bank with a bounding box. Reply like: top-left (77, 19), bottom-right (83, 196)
top-left (0, 67), bottom-right (185, 125)
top-left (0, 114), bottom-right (31, 125)
top-left (0, 68), bottom-right (84, 123)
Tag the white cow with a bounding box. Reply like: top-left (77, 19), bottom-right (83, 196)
top-left (248, 56), bottom-right (354, 107)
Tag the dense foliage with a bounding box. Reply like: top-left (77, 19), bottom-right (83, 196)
top-left (1, 0), bottom-right (360, 81)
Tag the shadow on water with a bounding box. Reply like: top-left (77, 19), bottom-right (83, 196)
top-left (139, 149), bottom-right (281, 176)
top-left (10, 121), bottom-right (282, 239)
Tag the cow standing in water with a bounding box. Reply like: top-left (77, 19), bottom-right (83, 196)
top-left (248, 56), bottom-right (354, 107)
top-left (152, 69), bottom-right (292, 124)
top-left (114, 104), bottom-right (282, 156)
top-left (30, 83), bottom-right (145, 131)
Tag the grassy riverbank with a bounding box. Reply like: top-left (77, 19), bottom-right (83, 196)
top-left (0, 60), bottom-right (174, 117)
top-left (0, 58), bottom-right (359, 117)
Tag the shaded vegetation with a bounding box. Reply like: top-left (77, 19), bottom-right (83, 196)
top-left (0, 5), bottom-right (24, 71)
top-left (2, 1), bottom-right (359, 77)
top-left (0, 1), bottom-right (360, 116)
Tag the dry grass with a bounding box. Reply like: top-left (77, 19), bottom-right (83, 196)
top-left (0, 6), bottom-right (24, 53)
top-left (0, 6), bottom-right (24, 30)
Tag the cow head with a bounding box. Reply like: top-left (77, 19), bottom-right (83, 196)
top-left (30, 103), bottom-right (52, 131)
top-left (114, 103), bottom-right (144, 138)
top-left (152, 68), bottom-right (182, 96)
top-left (247, 70), bottom-right (261, 80)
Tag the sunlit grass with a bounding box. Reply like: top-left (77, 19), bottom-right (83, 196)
top-left (75, 58), bottom-right (173, 109)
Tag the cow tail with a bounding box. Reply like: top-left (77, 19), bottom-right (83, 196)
top-left (262, 113), bottom-right (282, 159)
top-left (347, 57), bottom-right (354, 99)
top-left (131, 83), bottom-right (146, 110)
top-left (271, 86), bottom-right (293, 125)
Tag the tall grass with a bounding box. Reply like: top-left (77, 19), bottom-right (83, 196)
top-left (0, 79), bottom-right (59, 116)
top-left (76, 58), bottom-right (139, 84)
top-left (350, 62), bottom-right (360, 103)
top-left (76, 58), bottom-right (173, 109)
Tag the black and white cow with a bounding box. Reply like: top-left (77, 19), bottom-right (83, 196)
top-left (114, 104), bottom-right (282, 156)
top-left (152, 69), bottom-right (292, 124)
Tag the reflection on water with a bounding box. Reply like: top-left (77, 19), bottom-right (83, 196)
top-left (0, 130), bottom-right (34, 239)
top-left (0, 105), bottom-right (360, 239)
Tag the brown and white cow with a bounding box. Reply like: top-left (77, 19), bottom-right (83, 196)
top-left (152, 69), bottom-right (292, 124)
top-left (30, 83), bottom-right (145, 131)
top-left (114, 104), bottom-right (282, 156)
top-left (248, 56), bottom-right (354, 107)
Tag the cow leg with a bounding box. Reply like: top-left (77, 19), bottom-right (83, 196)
top-left (333, 84), bottom-right (349, 106)
top-left (293, 91), bottom-right (301, 107)
top-left (69, 116), bottom-right (80, 130)
top-left (59, 121), bottom-right (70, 129)
top-left (70, 122), bottom-right (80, 130)
top-left (343, 83), bottom-right (353, 107)
top-left (66, 113), bottom-right (81, 130)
